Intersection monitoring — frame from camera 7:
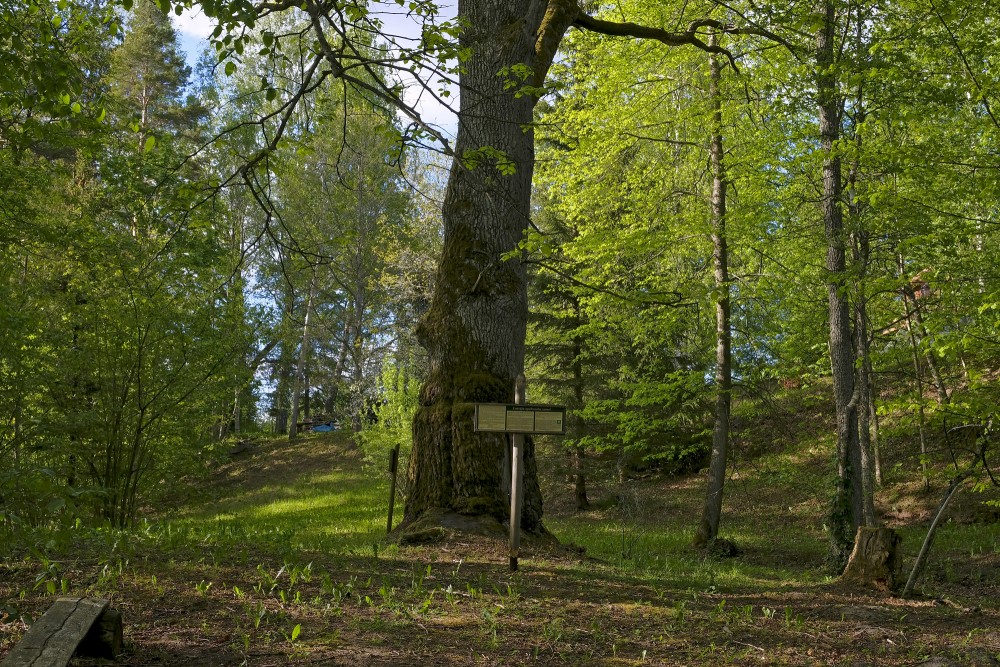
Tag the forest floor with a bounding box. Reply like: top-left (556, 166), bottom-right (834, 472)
top-left (2, 390), bottom-right (1000, 666)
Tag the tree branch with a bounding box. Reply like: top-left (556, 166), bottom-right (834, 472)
top-left (532, 0), bottom-right (580, 87)
top-left (527, 257), bottom-right (689, 307)
top-left (573, 11), bottom-right (802, 71)
top-left (573, 12), bottom-right (739, 70)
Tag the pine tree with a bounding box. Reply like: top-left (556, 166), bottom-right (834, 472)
top-left (108, 0), bottom-right (196, 139)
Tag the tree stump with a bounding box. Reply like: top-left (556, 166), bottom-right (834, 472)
top-left (841, 526), bottom-right (902, 591)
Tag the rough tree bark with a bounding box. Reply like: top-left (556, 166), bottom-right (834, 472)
top-left (694, 34), bottom-right (732, 548)
top-left (841, 526), bottom-right (901, 590)
top-left (846, 78), bottom-right (877, 523)
top-left (816, 0), bottom-right (872, 568)
top-left (401, 0), bottom-right (577, 538)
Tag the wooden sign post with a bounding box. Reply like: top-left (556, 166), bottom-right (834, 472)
top-left (386, 444), bottom-right (400, 533)
top-left (509, 375), bottom-right (526, 571)
top-left (473, 377), bottom-right (566, 572)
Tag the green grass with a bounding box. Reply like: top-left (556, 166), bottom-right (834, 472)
top-left (6, 434), bottom-right (399, 570)
top-left (168, 467), bottom-right (391, 556)
top-left (151, 430), bottom-right (826, 595)
top-left (119, 423), bottom-right (996, 606)
top-left (541, 424), bottom-right (837, 593)
top-left (546, 507), bottom-right (833, 594)
top-left (3, 422), bottom-right (1000, 666)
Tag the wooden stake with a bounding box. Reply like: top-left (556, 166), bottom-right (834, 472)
top-left (509, 374), bottom-right (526, 571)
top-left (387, 444), bottom-right (400, 533)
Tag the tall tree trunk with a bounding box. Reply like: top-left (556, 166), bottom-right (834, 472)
top-left (902, 282), bottom-right (931, 489)
top-left (350, 147), bottom-right (371, 435)
top-left (571, 301), bottom-right (589, 511)
top-left (351, 286), bottom-right (367, 434)
top-left (872, 398), bottom-right (883, 486)
top-left (817, 0), bottom-right (866, 568)
top-left (897, 257), bottom-right (948, 406)
top-left (695, 36), bottom-right (732, 548)
top-left (289, 277), bottom-right (316, 440)
top-left (304, 378), bottom-right (311, 420)
top-left (273, 288), bottom-right (297, 435)
top-left (233, 382), bottom-right (241, 435)
top-left (853, 282), bottom-right (877, 524)
top-left (403, 0), bottom-right (574, 536)
top-left (911, 297), bottom-right (949, 405)
top-left (898, 253), bottom-right (936, 489)
top-left (274, 360), bottom-right (291, 435)
top-left (324, 318), bottom-right (353, 418)
top-left (847, 106), bottom-right (877, 527)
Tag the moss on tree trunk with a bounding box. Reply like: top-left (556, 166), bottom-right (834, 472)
top-left (398, 1), bottom-right (572, 540)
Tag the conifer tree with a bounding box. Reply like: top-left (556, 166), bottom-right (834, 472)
top-left (108, 0), bottom-right (193, 137)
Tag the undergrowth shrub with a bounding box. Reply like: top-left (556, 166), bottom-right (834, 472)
top-left (357, 360), bottom-right (419, 498)
top-left (0, 466), bottom-right (97, 556)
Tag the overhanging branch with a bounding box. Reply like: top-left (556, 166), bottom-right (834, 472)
top-left (574, 13), bottom-right (739, 70)
top-left (573, 12), bottom-right (802, 71)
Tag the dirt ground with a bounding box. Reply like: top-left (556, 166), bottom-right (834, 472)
top-left (2, 433), bottom-right (1000, 666)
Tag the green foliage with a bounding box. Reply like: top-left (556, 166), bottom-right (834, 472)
top-left (7, 0), bottom-right (1000, 555)
top-left (0, 0), bottom-right (116, 150)
top-left (357, 359), bottom-right (421, 478)
top-left (0, 0), bottom-right (257, 529)
top-left (581, 373), bottom-right (712, 472)
top-left (528, 0), bottom-right (760, 476)
top-left (461, 145), bottom-right (517, 175)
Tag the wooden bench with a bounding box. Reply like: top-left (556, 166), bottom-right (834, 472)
top-left (1, 597), bottom-right (122, 667)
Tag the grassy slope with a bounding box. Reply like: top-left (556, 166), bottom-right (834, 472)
top-left (2, 396), bottom-right (1000, 666)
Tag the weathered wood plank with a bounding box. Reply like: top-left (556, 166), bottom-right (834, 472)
top-left (1, 598), bottom-right (108, 667)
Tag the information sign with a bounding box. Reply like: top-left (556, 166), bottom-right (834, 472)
top-left (473, 403), bottom-right (566, 435)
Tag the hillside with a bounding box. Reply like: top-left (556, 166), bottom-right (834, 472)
top-left (2, 413), bottom-right (1000, 666)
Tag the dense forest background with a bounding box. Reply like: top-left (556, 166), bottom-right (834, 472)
top-left (3, 0), bottom-right (1000, 558)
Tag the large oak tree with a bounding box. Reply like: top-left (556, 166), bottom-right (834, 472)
top-left (179, 0), bottom-right (777, 537)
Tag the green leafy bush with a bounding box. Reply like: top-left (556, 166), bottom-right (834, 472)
top-left (357, 359), bottom-right (420, 495)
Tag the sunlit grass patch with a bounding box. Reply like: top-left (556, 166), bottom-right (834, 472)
top-left (545, 432), bottom-right (836, 592)
top-left (152, 434), bottom-right (395, 557)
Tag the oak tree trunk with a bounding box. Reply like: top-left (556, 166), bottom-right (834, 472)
top-left (402, 0), bottom-right (573, 537)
